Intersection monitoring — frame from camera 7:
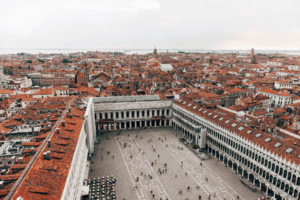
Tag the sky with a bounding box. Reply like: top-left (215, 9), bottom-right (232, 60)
top-left (0, 0), bottom-right (300, 50)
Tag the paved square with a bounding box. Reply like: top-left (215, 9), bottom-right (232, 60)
top-left (89, 128), bottom-right (263, 200)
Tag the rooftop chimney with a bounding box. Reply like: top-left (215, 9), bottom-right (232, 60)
top-left (62, 121), bottom-right (65, 127)
top-left (40, 114), bottom-right (43, 120)
top-left (19, 157), bottom-right (23, 164)
top-left (47, 139), bottom-right (51, 147)
top-left (47, 115), bottom-right (49, 121)
top-left (57, 128), bottom-right (60, 134)
top-left (69, 108), bottom-right (71, 113)
top-left (43, 151), bottom-right (51, 160)
top-left (0, 181), bottom-right (4, 189)
top-left (11, 156), bottom-right (16, 165)
top-left (70, 114), bottom-right (72, 119)
top-left (31, 147), bottom-right (34, 154)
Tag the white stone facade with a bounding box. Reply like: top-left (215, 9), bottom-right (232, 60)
top-left (61, 125), bottom-right (88, 200)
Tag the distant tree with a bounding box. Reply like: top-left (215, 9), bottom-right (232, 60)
top-left (25, 60), bottom-right (32, 63)
top-left (17, 52), bottom-right (26, 55)
top-left (62, 58), bottom-right (70, 63)
top-left (38, 59), bottom-right (45, 63)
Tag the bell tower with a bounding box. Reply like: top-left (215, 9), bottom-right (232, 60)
top-left (153, 47), bottom-right (158, 59)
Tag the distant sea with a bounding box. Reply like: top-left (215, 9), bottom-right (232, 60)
top-left (1, 48), bottom-right (300, 55)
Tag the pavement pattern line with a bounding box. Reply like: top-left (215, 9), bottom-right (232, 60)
top-left (116, 135), bottom-right (171, 200)
top-left (153, 131), bottom-right (243, 200)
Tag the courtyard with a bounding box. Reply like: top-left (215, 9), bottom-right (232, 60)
top-left (88, 127), bottom-right (263, 200)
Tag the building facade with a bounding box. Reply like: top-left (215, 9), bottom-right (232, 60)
top-left (92, 96), bottom-right (172, 131)
top-left (172, 98), bottom-right (300, 200)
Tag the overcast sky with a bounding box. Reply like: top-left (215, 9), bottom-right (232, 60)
top-left (1, 0), bottom-right (300, 50)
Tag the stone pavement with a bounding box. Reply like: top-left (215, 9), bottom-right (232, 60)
top-left (89, 127), bottom-right (263, 200)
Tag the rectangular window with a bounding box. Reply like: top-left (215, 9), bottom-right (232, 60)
top-left (152, 110), bottom-right (155, 116)
top-left (126, 111), bottom-right (129, 118)
top-left (132, 111), bottom-right (135, 118)
top-left (157, 110), bottom-right (160, 116)
top-left (167, 109), bottom-right (169, 115)
top-left (137, 111), bottom-right (139, 118)
top-left (162, 110), bottom-right (165, 116)
top-left (121, 112), bottom-right (124, 118)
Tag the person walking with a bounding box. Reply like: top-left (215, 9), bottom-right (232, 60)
top-left (158, 155), bottom-right (160, 158)
top-left (185, 172), bottom-right (187, 176)
top-left (112, 155), bottom-right (114, 159)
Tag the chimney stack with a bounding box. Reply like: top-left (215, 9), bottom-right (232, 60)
top-left (47, 139), bottom-right (51, 147)
top-left (0, 181), bottom-right (4, 189)
top-left (69, 108), bottom-right (71, 113)
top-left (57, 128), bottom-right (60, 134)
top-left (43, 151), bottom-right (51, 160)
top-left (19, 157), bottom-right (23, 164)
top-left (40, 114), bottom-right (43, 120)
top-left (11, 156), bottom-right (16, 165)
top-left (70, 114), bottom-right (72, 119)
top-left (31, 127), bottom-right (34, 133)
top-left (62, 121), bottom-right (65, 127)
top-left (31, 147), bottom-right (34, 154)
top-left (47, 115), bottom-right (49, 121)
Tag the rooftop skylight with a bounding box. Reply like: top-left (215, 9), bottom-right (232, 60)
top-left (225, 120), bottom-right (230, 124)
top-left (286, 148), bottom-right (294, 153)
top-left (238, 127), bottom-right (244, 131)
top-left (255, 134), bottom-right (261, 138)
top-left (208, 113), bottom-right (212, 116)
top-left (203, 111), bottom-right (207, 113)
top-left (247, 130), bottom-right (252, 134)
top-left (198, 108), bottom-right (203, 112)
top-left (213, 115), bottom-right (218, 118)
top-left (274, 143), bottom-right (282, 148)
top-left (188, 104), bottom-right (192, 107)
top-left (179, 100), bottom-right (182, 102)
top-left (219, 117), bottom-right (224, 121)
top-left (264, 138), bottom-right (271, 143)
top-left (183, 102), bottom-right (186, 104)
top-left (231, 123), bottom-right (237, 127)
top-left (193, 106), bottom-right (197, 109)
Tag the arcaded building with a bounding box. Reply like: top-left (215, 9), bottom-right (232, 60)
top-left (92, 95), bottom-right (172, 131)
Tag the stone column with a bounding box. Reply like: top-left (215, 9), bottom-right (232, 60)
top-left (125, 122), bottom-right (127, 129)
top-left (129, 121), bottom-right (132, 129)
top-left (159, 120), bottom-right (162, 126)
top-left (135, 121), bottom-right (137, 129)
top-left (145, 121), bottom-right (147, 128)
top-left (108, 123), bottom-right (111, 130)
top-left (259, 181), bottom-right (262, 190)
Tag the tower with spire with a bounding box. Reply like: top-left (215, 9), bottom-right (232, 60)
top-left (153, 47), bottom-right (158, 59)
